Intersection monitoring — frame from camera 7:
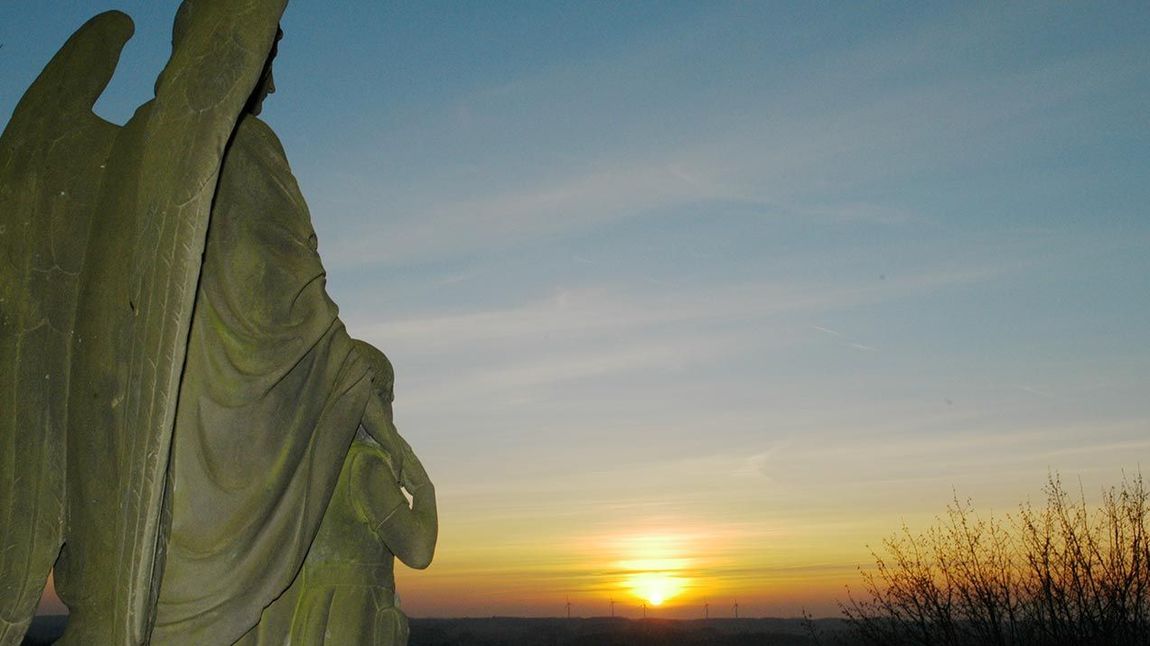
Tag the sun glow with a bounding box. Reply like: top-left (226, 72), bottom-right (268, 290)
top-left (627, 571), bottom-right (686, 606)
top-left (614, 533), bottom-right (696, 607)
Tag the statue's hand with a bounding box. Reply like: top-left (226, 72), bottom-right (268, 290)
top-left (399, 439), bottom-right (431, 493)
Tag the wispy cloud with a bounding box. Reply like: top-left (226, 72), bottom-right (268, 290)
top-left (359, 265), bottom-right (1001, 354)
top-left (812, 325), bottom-right (878, 353)
top-left (331, 157), bottom-right (728, 266)
top-left (1016, 385), bottom-right (1056, 400)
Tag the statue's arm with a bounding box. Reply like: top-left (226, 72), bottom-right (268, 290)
top-left (359, 395), bottom-right (405, 472)
top-left (377, 442), bottom-right (438, 570)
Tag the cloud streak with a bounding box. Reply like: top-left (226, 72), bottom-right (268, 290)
top-left (315, 9), bottom-right (1138, 268)
top-left (359, 265), bottom-right (1002, 354)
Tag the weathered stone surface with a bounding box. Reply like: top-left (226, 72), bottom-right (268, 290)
top-left (0, 12), bottom-right (131, 645)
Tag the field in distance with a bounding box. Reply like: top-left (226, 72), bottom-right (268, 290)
top-left (411, 616), bottom-right (849, 646)
top-left (25, 615), bottom-right (850, 645)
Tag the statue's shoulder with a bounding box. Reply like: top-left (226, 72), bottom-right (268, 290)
top-left (229, 114), bottom-right (288, 163)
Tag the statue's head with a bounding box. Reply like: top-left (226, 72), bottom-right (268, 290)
top-left (352, 339), bottom-right (401, 479)
top-left (171, 2), bottom-right (194, 51)
top-left (172, 3), bottom-right (282, 115)
top-left (353, 340), bottom-right (395, 405)
top-left (245, 27), bottom-right (283, 116)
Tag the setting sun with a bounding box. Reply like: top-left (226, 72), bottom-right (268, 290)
top-left (613, 533), bottom-right (697, 607)
top-left (627, 572), bottom-right (686, 606)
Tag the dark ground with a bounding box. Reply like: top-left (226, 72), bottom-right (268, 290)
top-left (411, 617), bottom-right (851, 646)
top-left (25, 615), bottom-right (852, 645)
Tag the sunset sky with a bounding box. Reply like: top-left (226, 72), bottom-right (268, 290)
top-left (3, 1), bottom-right (1149, 619)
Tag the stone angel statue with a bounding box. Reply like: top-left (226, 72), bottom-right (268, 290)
top-left (0, 3), bottom-right (436, 644)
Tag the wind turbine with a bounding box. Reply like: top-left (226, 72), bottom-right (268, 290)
top-left (704, 600), bottom-right (710, 619)
top-left (733, 599), bottom-right (740, 618)
top-left (610, 597), bottom-right (615, 618)
top-left (566, 596), bottom-right (572, 619)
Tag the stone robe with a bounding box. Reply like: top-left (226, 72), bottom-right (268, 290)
top-left (236, 438), bottom-right (412, 645)
top-left (152, 115), bottom-right (374, 645)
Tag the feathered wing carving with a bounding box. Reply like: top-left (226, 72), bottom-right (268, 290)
top-left (0, 12), bottom-right (133, 646)
top-left (56, 2), bottom-right (288, 643)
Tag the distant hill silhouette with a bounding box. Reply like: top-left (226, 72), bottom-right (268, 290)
top-left (26, 615), bottom-right (849, 645)
top-left (410, 616), bottom-right (849, 646)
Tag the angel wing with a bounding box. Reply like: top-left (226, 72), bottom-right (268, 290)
top-left (0, 11), bottom-right (133, 645)
top-left (57, 2), bottom-right (287, 643)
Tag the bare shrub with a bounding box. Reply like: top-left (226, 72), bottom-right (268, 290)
top-left (842, 474), bottom-right (1150, 646)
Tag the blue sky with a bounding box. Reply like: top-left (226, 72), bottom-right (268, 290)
top-left (4, 1), bottom-right (1149, 617)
